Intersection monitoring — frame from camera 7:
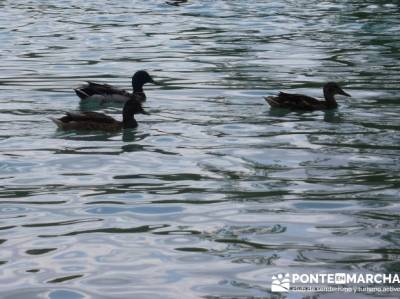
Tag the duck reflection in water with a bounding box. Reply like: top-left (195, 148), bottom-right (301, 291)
top-left (268, 104), bottom-right (343, 123)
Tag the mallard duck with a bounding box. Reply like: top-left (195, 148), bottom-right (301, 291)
top-left (74, 70), bottom-right (155, 103)
top-left (265, 82), bottom-right (351, 111)
top-left (51, 98), bottom-right (148, 131)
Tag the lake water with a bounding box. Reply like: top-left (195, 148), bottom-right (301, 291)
top-left (0, 1), bottom-right (399, 298)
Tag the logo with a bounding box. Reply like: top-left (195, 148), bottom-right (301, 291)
top-left (335, 273), bottom-right (346, 284)
top-left (271, 273), bottom-right (290, 292)
top-left (271, 272), bottom-right (400, 293)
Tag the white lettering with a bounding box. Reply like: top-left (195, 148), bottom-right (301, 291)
top-left (393, 274), bottom-right (400, 284)
top-left (300, 274), bottom-right (308, 283)
top-left (280, 272), bottom-right (400, 286)
top-left (292, 273), bottom-right (300, 283)
top-left (357, 275), bottom-right (365, 284)
top-left (347, 274), bottom-right (357, 283)
top-left (309, 274), bottom-right (318, 284)
top-left (375, 274), bottom-right (382, 283)
top-left (327, 274), bottom-right (334, 284)
top-left (320, 273), bottom-right (327, 283)
top-left (383, 274), bottom-right (391, 283)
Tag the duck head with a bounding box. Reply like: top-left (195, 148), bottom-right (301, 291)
top-left (132, 70), bottom-right (156, 92)
top-left (323, 82), bottom-right (351, 98)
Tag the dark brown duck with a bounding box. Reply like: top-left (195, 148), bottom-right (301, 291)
top-left (265, 82), bottom-right (351, 111)
top-left (51, 98), bottom-right (148, 131)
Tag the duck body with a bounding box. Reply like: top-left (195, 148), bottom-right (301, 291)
top-left (51, 98), bottom-right (148, 131)
top-left (51, 111), bottom-right (125, 131)
top-left (266, 92), bottom-right (335, 111)
top-left (265, 82), bottom-right (350, 111)
top-left (74, 70), bottom-right (155, 103)
top-left (74, 82), bottom-right (142, 103)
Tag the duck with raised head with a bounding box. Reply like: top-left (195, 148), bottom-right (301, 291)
top-left (265, 82), bottom-right (351, 111)
top-left (74, 70), bottom-right (155, 103)
top-left (51, 98), bottom-right (149, 131)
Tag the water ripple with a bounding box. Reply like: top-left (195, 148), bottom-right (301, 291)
top-left (0, 0), bottom-right (399, 298)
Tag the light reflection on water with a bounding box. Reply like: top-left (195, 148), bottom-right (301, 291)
top-left (0, 0), bottom-right (399, 298)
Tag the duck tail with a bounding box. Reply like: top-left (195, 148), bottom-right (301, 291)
top-left (264, 96), bottom-right (280, 107)
top-left (74, 88), bottom-right (89, 100)
top-left (49, 117), bottom-right (64, 128)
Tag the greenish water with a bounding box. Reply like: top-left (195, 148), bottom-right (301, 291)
top-left (0, 1), bottom-right (399, 298)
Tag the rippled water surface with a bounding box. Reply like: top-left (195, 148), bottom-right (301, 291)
top-left (1, 1), bottom-right (400, 298)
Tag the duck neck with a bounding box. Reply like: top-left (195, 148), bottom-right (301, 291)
top-left (122, 100), bottom-right (138, 128)
top-left (132, 81), bottom-right (144, 93)
top-left (323, 90), bottom-right (338, 108)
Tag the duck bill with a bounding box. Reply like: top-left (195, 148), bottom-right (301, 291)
top-left (338, 89), bottom-right (351, 97)
top-left (140, 109), bottom-right (150, 115)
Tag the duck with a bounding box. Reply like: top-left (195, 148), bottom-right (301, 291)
top-left (51, 98), bottom-right (148, 131)
top-left (166, 0), bottom-right (188, 6)
top-left (74, 70), bottom-right (155, 103)
top-left (265, 82), bottom-right (351, 111)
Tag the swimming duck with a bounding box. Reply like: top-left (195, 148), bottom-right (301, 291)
top-left (51, 98), bottom-right (148, 131)
top-left (74, 70), bottom-right (155, 103)
top-left (265, 82), bottom-right (351, 111)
